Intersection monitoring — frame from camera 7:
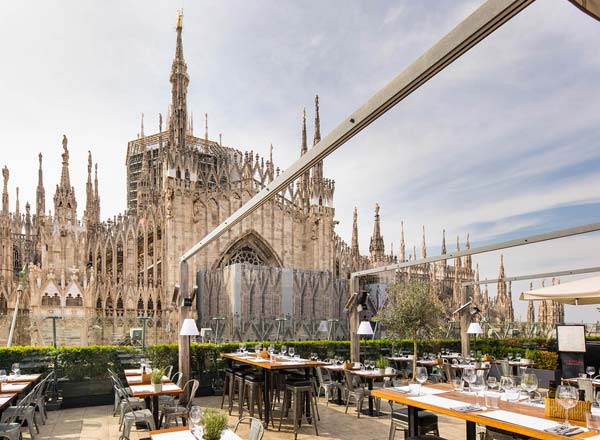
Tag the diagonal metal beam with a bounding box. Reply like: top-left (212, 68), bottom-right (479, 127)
top-left (180, 0), bottom-right (535, 263)
top-left (461, 266), bottom-right (600, 287)
top-left (352, 222), bottom-right (600, 278)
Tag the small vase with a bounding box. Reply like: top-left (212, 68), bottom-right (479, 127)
top-left (152, 383), bottom-right (163, 392)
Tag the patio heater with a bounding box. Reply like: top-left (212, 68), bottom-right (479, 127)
top-left (467, 322), bottom-right (483, 356)
top-left (180, 318), bottom-right (199, 381)
top-left (317, 320), bottom-right (328, 340)
top-left (357, 321), bottom-right (374, 361)
top-left (275, 317), bottom-right (287, 343)
top-left (212, 317), bottom-right (225, 343)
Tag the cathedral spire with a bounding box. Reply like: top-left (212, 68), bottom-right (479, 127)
top-left (421, 225), bottom-right (427, 258)
top-left (204, 113), bottom-right (208, 144)
top-left (441, 229), bottom-right (447, 255)
top-left (312, 95), bottom-right (324, 182)
top-left (36, 153), bottom-right (45, 216)
top-left (301, 108), bottom-right (307, 155)
top-left (54, 135), bottom-right (77, 223)
top-left (369, 203), bottom-right (385, 261)
top-left (400, 221), bottom-right (406, 262)
top-left (15, 187), bottom-right (20, 217)
top-left (2, 166), bottom-right (8, 216)
top-left (94, 163), bottom-right (100, 220)
top-left (85, 151), bottom-right (95, 226)
top-left (169, 10), bottom-right (189, 151)
top-left (464, 233), bottom-right (472, 269)
top-left (351, 207), bottom-right (359, 256)
top-left (455, 235), bottom-right (462, 268)
top-left (60, 135), bottom-right (71, 189)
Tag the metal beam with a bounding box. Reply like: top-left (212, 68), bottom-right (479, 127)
top-left (180, 0), bottom-right (534, 264)
top-left (352, 222), bottom-right (600, 278)
top-left (461, 266), bottom-right (600, 287)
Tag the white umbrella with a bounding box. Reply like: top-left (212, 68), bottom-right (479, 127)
top-left (520, 275), bottom-right (600, 305)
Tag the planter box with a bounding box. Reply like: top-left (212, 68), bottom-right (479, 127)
top-left (58, 378), bottom-right (114, 408)
top-left (533, 368), bottom-right (561, 389)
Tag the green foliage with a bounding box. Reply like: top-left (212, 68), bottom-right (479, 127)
top-left (375, 355), bottom-right (388, 369)
top-left (201, 408), bottom-right (228, 440)
top-left (534, 350), bottom-right (559, 370)
top-left (151, 368), bottom-right (165, 384)
top-left (524, 348), bottom-right (536, 360)
top-left (57, 346), bottom-right (119, 381)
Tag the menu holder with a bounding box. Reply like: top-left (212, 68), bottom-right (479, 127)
top-left (544, 397), bottom-right (591, 422)
top-left (141, 371), bottom-right (152, 385)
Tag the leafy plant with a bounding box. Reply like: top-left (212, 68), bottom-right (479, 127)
top-left (151, 368), bottom-right (165, 384)
top-left (524, 349), bottom-right (536, 360)
top-left (533, 350), bottom-right (558, 370)
top-left (374, 280), bottom-right (444, 379)
top-left (375, 355), bottom-right (388, 370)
top-left (201, 408), bottom-right (228, 440)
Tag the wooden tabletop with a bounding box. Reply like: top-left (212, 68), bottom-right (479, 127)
top-left (450, 364), bottom-right (490, 371)
top-left (351, 370), bottom-right (397, 379)
top-left (0, 393), bottom-right (17, 411)
top-left (221, 353), bottom-right (327, 370)
top-left (124, 368), bottom-right (143, 376)
top-left (564, 377), bottom-right (600, 387)
top-left (5, 374), bottom-right (41, 383)
top-left (129, 382), bottom-right (184, 398)
top-left (372, 383), bottom-right (592, 439)
top-left (149, 425), bottom-right (242, 439)
top-left (0, 382), bottom-right (30, 393)
top-left (125, 375), bottom-right (170, 385)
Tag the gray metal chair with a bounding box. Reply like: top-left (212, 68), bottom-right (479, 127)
top-left (0, 399), bottom-right (26, 440)
top-left (159, 372), bottom-right (184, 409)
top-left (315, 367), bottom-right (341, 405)
top-left (1, 386), bottom-right (40, 438)
top-left (111, 378), bottom-right (146, 428)
top-left (33, 372), bottom-right (53, 425)
top-left (235, 416), bottom-right (265, 440)
top-left (160, 379), bottom-right (200, 428)
top-left (115, 385), bottom-right (155, 440)
top-left (342, 370), bottom-right (380, 418)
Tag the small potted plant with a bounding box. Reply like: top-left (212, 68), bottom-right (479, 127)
top-left (376, 356), bottom-right (388, 373)
top-left (473, 353), bottom-right (482, 369)
top-left (202, 408), bottom-right (228, 440)
top-left (151, 368), bottom-right (165, 392)
top-left (523, 349), bottom-right (536, 366)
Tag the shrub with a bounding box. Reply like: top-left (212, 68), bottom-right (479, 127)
top-left (534, 350), bottom-right (559, 370)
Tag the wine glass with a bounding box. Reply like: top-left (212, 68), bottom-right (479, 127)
top-left (189, 405), bottom-right (202, 435)
top-left (499, 376), bottom-right (514, 393)
top-left (280, 345), bottom-right (287, 357)
top-left (289, 347), bottom-right (295, 357)
top-left (521, 372), bottom-right (538, 402)
top-left (462, 367), bottom-right (476, 393)
top-left (487, 377), bottom-right (498, 390)
top-left (507, 352), bottom-right (514, 361)
top-left (556, 385), bottom-right (578, 428)
top-left (255, 344), bottom-right (261, 355)
top-left (587, 366), bottom-right (596, 380)
top-left (268, 344), bottom-right (275, 354)
top-left (471, 370), bottom-right (487, 409)
top-left (11, 364), bottom-right (19, 376)
top-left (415, 366), bottom-right (428, 395)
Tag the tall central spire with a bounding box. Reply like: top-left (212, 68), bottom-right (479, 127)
top-left (169, 10), bottom-right (189, 151)
top-left (36, 153), bottom-right (45, 216)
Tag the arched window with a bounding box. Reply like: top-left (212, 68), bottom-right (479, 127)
top-left (147, 296), bottom-right (154, 317)
top-left (184, 169), bottom-right (190, 180)
top-left (41, 293), bottom-right (52, 307)
top-left (228, 246), bottom-right (264, 266)
top-left (217, 231), bottom-right (282, 269)
top-left (176, 167), bottom-right (181, 179)
top-left (105, 295), bottom-right (114, 317)
top-left (116, 296), bottom-right (124, 316)
top-left (51, 293), bottom-right (61, 307)
top-left (12, 246), bottom-right (21, 275)
top-left (0, 294), bottom-right (7, 315)
top-left (137, 296), bottom-right (144, 316)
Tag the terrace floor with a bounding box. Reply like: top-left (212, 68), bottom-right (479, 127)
top-left (25, 395), bottom-right (467, 440)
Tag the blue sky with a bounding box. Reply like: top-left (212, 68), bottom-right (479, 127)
top-left (1, 0), bottom-right (599, 322)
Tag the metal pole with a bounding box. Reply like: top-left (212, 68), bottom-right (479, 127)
top-left (461, 265), bottom-right (600, 287)
top-left (46, 316), bottom-right (63, 349)
top-left (6, 284), bottom-right (23, 347)
top-left (139, 316), bottom-right (151, 351)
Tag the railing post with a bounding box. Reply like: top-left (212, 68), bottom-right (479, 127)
top-left (349, 276), bottom-right (360, 362)
top-left (178, 260), bottom-right (190, 382)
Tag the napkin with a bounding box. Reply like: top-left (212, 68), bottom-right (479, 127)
top-left (393, 386), bottom-right (447, 395)
top-left (407, 395), bottom-right (468, 409)
top-left (480, 410), bottom-right (560, 431)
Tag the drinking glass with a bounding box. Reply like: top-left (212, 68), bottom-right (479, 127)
top-left (507, 352), bottom-right (514, 361)
top-left (11, 364), bottom-right (19, 376)
top-left (471, 370), bottom-right (487, 408)
top-left (0, 370), bottom-right (6, 386)
top-left (415, 367), bottom-right (428, 396)
top-left (255, 344), bottom-right (261, 355)
top-left (451, 377), bottom-right (463, 392)
top-left (189, 405), bottom-right (202, 435)
top-left (587, 366), bottom-right (596, 380)
top-left (462, 367), bottom-right (476, 393)
top-left (499, 376), bottom-right (514, 393)
top-left (289, 347), bottom-right (295, 357)
top-left (487, 377), bottom-right (498, 390)
top-left (268, 344), bottom-right (275, 354)
top-left (521, 372), bottom-right (538, 402)
top-left (556, 385), bottom-right (578, 428)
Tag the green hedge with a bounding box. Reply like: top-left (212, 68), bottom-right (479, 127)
top-left (0, 337), bottom-right (564, 381)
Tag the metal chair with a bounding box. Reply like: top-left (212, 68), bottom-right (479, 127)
top-left (235, 416), bottom-right (265, 440)
top-left (115, 385), bottom-right (155, 440)
top-left (111, 378), bottom-right (146, 428)
top-left (387, 401), bottom-right (439, 440)
top-left (33, 372), bottom-right (53, 425)
top-left (315, 367), bottom-right (342, 405)
top-left (342, 370), bottom-right (379, 418)
top-left (1, 386), bottom-right (40, 438)
top-left (0, 398), bottom-right (27, 440)
top-left (165, 365), bottom-right (174, 379)
top-left (160, 379), bottom-right (200, 428)
top-left (159, 372), bottom-right (184, 409)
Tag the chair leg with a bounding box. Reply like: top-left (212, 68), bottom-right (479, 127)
top-left (309, 393), bottom-right (319, 436)
top-left (388, 420), bottom-right (396, 440)
top-left (344, 391), bottom-right (351, 414)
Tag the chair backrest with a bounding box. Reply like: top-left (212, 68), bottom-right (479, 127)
top-left (343, 370), bottom-right (360, 392)
top-left (577, 378), bottom-right (594, 402)
top-left (165, 365), bottom-right (174, 379)
top-left (235, 417), bottom-right (265, 440)
top-left (179, 379), bottom-right (200, 410)
top-left (316, 367), bottom-right (329, 386)
top-left (171, 372), bottom-right (184, 387)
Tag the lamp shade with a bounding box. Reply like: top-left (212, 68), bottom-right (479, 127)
top-left (180, 318), bottom-right (200, 336)
top-left (317, 320), bottom-right (328, 332)
top-left (467, 322), bottom-right (483, 335)
top-left (357, 321), bottom-right (374, 336)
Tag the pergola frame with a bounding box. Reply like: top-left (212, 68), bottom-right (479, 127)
top-left (175, 0), bottom-right (599, 375)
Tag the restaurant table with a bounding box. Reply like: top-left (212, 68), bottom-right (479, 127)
top-left (563, 377), bottom-right (600, 387)
top-left (5, 374), bottom-right (42, 383)
top-left (0, 392), bottom-right (18, 416)
top-left (221, 352), bottom-right (327, 427)
top-left (124, 368), bottom-right (144, 376)
top-left (495, 360), bottom-right (535, 376)
top-left (0, 382), bottom-right (31, 394)
top-left (127, 381), bottom-right (184, 428)
top-left (126, 375), bottom-right (170, 385)
top-left (372, 383), bottom-right (593, 439)
top-left (150, 425), bottom-right (242, 439)
top-left (451, 364), bottom-right (490, 372)
top-left (350, 370), bottom-right (397, 416)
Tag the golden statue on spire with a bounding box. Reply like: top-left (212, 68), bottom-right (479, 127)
top-left (176, 10), bottom-right (183, 29)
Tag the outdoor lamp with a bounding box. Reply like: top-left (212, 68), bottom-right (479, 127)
top-left (467, 322), bottom-right (483, 355)
top-left (357, 321), bottom-right (373, 363)
top-left (180, 318), bottom-right (199, 380)
top-left (317, 320), bottom-right (328, 333)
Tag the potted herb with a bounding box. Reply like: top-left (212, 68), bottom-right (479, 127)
top-left (202, 408), bottom-right (228, 440)
top-left (151, 368), bottom-right (165, 392)
top-left (375, 356), bottom-right (388, 373)
top-left (473, 353), bottom-right (482, 369)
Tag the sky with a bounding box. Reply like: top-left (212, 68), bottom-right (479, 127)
top-left (0, 0), bottom-right (599, 322)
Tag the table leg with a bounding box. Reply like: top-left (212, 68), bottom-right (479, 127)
top-left (304, 369), bottom-right (312, 421)
top-left (152, 395), bottom-right (159, 428)
top-left (263, 369), bottom-right (271, 428)
top-left (466, 420), bottom-right (476, 440)
top-left (407, 405), bottom-right (418, 437)
top-left (367, 378), bottom-right (374, 416)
